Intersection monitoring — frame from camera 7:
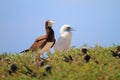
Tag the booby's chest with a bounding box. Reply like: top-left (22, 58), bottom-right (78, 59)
top-left (40, 42), bottom-right (54, 52)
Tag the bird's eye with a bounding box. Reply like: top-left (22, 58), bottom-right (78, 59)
top-left (66, 27), bottom-right (71, 31)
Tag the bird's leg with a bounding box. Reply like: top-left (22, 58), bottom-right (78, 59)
top-left (47, 50), bottom-right (51, 57)
top-left (48, 50), bottom-right (51, 54)
top-left (41, 53), bottom-right (45, 58)
top-left (45, 50), bottom-right (51, 61)
top-left (35, 51), bottom-right (42, 65)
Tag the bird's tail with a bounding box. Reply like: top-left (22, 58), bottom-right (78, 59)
top-left (20, 49), bottom-right (30, 53)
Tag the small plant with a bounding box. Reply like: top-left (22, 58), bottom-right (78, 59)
top-left (0, 45), bottom-right (120, 80)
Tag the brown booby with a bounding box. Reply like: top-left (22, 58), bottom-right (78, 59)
top-left (21, 20), bottom-right (55, 63)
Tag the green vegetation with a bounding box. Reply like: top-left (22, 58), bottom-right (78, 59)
top-left (0, 45), bottom-right (120, 80)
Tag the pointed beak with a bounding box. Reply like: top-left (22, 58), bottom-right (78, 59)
top-left (50, 20), bottom-right (56, 25)
top-left (68, 27), bottom-right (75, 31)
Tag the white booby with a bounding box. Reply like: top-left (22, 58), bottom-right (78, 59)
top-left (54, 24), bottom-right (74, 52)
top-left (21, 20), bottom-right (56, 63)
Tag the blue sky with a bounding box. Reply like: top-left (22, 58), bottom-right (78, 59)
top-left (0, 0), bottom-right (120, 53)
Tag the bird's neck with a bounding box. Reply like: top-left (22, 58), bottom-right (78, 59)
top-left (46, 26), bottom-right (53, 34)
top-left (46, 26), bottom-right (52, 30)
top-left (45, 26), bottom-right (54, 41)
top-left (61, 32), bottom-right (72, 38)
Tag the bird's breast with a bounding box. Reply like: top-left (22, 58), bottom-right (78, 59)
top-left (40, 42), bottom-right (54, 52)
top-left (61, 32), bottom-right (72, 39)
top-left (46, 29), bottom-right (55, 42)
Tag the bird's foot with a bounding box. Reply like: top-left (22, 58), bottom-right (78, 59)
top-left (35, 58), bottom-right (41, 66)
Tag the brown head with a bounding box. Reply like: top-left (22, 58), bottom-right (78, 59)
top-left (45, 20), bottom-right (55, 29)
top-left (45, 20), bottom-right (56, 41)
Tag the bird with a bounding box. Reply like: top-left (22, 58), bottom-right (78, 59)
top-left (81, 47), bottom-right (91, 63)
top-left (8, 63), bottom-right (18, 75)
top-left (81, 47), bottom-right (88, 54)
top-left (111, 46), bottom-right (120, 58)
top-left (54, 24), bottom-right (74, 52)
top-left (21, 20), bottom-right (56, 64)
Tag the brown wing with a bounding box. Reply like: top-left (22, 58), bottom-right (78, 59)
top-left (29, 35), bottom-right (47, 51)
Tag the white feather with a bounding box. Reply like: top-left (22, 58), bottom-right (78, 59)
top-left (54, 24), bottom-right (73, 52)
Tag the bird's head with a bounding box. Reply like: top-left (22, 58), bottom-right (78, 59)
top-left (81, 47), bottom-right (88, 54)
top-left (45, 20), bottom-right (55, 28)
top-left (60, 24), bottom-right (74, 34)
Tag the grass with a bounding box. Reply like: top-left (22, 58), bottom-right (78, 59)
top-left (0, 45), bottom-right (120, 80)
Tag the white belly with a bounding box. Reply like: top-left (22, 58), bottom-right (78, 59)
top-left (40, 42), bottom-right (54, 53)
top-left (54, 33), bottom-right (72, 51)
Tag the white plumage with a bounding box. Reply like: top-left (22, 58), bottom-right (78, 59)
top-left (54, 24), bottom-right (74, 51)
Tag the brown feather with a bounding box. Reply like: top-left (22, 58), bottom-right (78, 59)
top-left (21, 20), bottom-right (56, 54)
top-left (29, 35), bottom-right (47, 51)
top-left (35, 35), bottom-right (48, 42)
top-left (29, 26), bottom-right (55, 52)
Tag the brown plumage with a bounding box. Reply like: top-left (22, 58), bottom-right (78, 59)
top-left (21, 20), bottom-right (55, 64)
top-left (30, 26), bottom-right (55, 51)
top-left (21, 20), bottom-right (55, 52)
